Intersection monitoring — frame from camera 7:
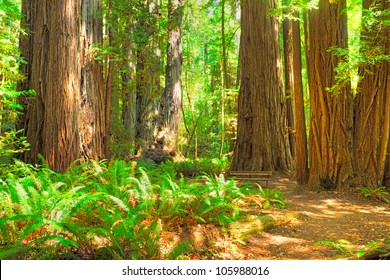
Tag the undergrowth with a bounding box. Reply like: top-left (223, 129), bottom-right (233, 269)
top-left (357, 186), bottom-right (390, 204)
top-left (0, 158), bottom-right (275, 260)
top-left (316, 238), bottom-right (390, 259)
top-left (163, 158), bottom-right (231, 178)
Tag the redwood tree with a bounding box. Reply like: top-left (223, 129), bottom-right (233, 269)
top-left (156, 0), bottom-right (184, 150)
top-left (385, 141), bottom-right (390, 186)
top-left (19, 0), bottom-right (105, 172)
top-left (134, 1), bottom-right (162, 153)
top-left (231, 0), bottom-right (292, 172)
top-left (353, 0), bottom-right (390, 187)
top-left (306, 0), bottom-right (353, 191)
top-left (282, 6), bottom-right (308, 184)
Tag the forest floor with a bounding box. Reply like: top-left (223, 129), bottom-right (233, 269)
top-left (179, 175), bottom-right (390, 260)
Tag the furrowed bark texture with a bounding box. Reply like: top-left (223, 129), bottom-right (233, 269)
top-left (306, 0), bottom-right (353, 191)
top-left (385, 140), bottom-right (390, 186)
top-left (121, 38), bottom-right (137, 146)
top-left (292, 16), bottom-right (309, 185)
top-left (283, 17), bottom-right (296, 159)
top-left (19, 0), bottom-right (105, 172)
top-left (135, 1), bottom-right (161, 152)
top-left (231, 0), bottom-right (292, 172)
top-left (283, 10), bottom-right (309, 184)
top-left (353, 0), bottom-right (390, 187)
top-left (156, 0), bottom-right (184, 150)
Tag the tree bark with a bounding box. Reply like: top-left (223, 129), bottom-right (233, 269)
top-left (283, 9), bottom-right (309, 185)
top-left (353, 0), bottom-right (390, 187)
top-left (134, 1), bottom-right (161, 153)
top-left (306, 0), bottom-right (353, 191)
top-left (16, 0), bottom-right (32, 132)
top-left (105, 16), bottom-right (114, 158)
top-left (231, 0), bottom-right (292, 172)
top-left (156, 0), bottom-right (184, 150)
top-left (121, 39), bottom-right (137, 147)
top-left (219, 0), bottom-right (227, 158)
top-left (19, 0), bottom-right (105, 172)
top-left (385, 139), bottom-right (390, 186)
top-left (283, 15), bottom-right (296, 160)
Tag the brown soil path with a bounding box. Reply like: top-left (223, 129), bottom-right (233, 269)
top-left (234, 175), bottom-right (390, 259)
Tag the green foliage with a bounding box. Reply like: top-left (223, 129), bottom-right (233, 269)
top-left (163, 157), bottom-right (231, 178)
top-left (0, 0), bottom-right (33, 165)
top-left (256, 186), bottom-right (287, 209)
top-left (315, 239), bottom-right (355, 258)
top-left (0, 0), bottom-right (23, 81)
top-left (181, 0), bottom-right (240, 158)
top-left (0, 0), bottom-right (25, 117)
top-left (99, 0), bottom-right (168, 157)
top-left (189, 174), bottom-right (250, 227)
top-left (0, 129), bottom-right (30, 160)
top-left (0, 158), bottom-right (268, 259)
top-left (359, 2), bottom-right (390, 65)
top-left (358, 186), bottom-right (390, 204)
top-left (355, 238), bottom-right (390, 259)
top-left (329, 1), bottom-right (390, 94)
top-left (316, 238), bottom-right (390, 259)
top-left (272, 0), bottom-right (319, 21)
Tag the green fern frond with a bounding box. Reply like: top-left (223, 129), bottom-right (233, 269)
top-left (137, 168), bottom-right (153, 192)
top-left (0, 245), bottom-right (31, 259)
top-left (0, 190), bottom-right (14, 217)
top-left (167, 241), bottom-right (193, 259)
top-left (14, 182), bottom-right (32, 214)
top-left (30, 234), bottom-right (78, 248)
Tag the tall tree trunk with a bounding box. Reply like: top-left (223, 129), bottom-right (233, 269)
top-left (283, 14), bottom-right (296, 159)
top-left (219, 0), bottom-right (227, 158)
top-left (306, 0), bottom-right (353, 191)
top-left (16, 0), bottom-right (32, 132)
top-left (121, 39), bottom-right (137, 147)
top-left (80, 0), bottom-right (106, 161)
top-left (385, 139), bottom-right (390, 186)
top-left (231, 0), bottom-right (292, 172)
top-left (156, 0), bottom-right (184, 150)
top-left (105, 11), bottom-right (115, 158)
top-left (183, 71), bottom-right (199, 159)
top-left (19, 0), bottom-right (105, 172)
top-left (283, 10), bottom-right (309, 184)
top-left (134, 1), bottom-right (161, 153)
top-left (353, 0), bottom-right (390, 187)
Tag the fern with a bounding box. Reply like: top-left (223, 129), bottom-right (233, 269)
top-left (13, 182), bottom-right (32, 214)
top-left (167, 241), bottom-right (193, 260)
top-left (358, 186), bottom-right (390, 203)
top-left (0, 244), bottom-right (31, 259)
top-left (1, 158), bottom-right (257, 259)
top-left (256, 185), bottom-right (286, 209)
top-left (315, 239), bottom-right (354, 257)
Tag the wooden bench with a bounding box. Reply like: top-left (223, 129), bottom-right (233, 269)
top-left (229, 171), bottom-right (272, 187)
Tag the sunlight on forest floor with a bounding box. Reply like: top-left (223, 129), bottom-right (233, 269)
top-left (241, 176), bottom-right (390, 259)
top-left (168, 174), bottom-right (390, 260)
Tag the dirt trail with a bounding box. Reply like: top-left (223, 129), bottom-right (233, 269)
top-left (233, 176), bottom-right (390, 260)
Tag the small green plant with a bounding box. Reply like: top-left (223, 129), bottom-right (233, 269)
top-left (0, 130), bottom-right (30, 165)
top-left (358, 186), bottom-right (390, 203)
top-left (188, 174), bottom-right (250, 227)
top-left (256, 185), bottom-right (286, 209)
top-left (164, 158), bottom-right (231, 178)
top-left (355, 238), bottom-right (390, 259)
top-left (315, 239), bottom-right (355, 258)
top-left (316, 238), bottom-right (390, 259)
